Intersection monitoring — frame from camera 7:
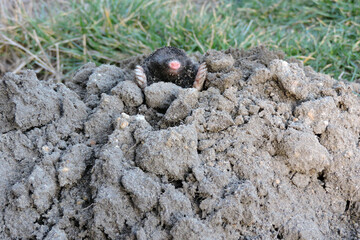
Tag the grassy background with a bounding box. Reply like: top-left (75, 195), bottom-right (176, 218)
top-left (0, 0), bottom-right (359, 82)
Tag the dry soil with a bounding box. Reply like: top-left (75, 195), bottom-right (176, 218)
top-left (1, 46), bottom-right (360, 239)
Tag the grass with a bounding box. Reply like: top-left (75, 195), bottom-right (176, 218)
top-left (0, 0), bottom-right (359, 82)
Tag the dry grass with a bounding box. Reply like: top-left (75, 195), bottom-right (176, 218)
top-left (0, 0), bottom-right (69, 79)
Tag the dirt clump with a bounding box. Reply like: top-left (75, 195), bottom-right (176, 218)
top-left (1, 46), bottom-right (360, 239)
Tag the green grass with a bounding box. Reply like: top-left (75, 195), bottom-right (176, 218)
top-left (0, 0), bottom-right (359, 82)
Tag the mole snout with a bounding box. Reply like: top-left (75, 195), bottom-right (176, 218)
top-left (134, 46), bottom-right (207, 90)
top-left (169, 60), bottom-right (181, 71)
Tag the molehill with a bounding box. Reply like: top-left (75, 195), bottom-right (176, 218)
top-left (1, 46), bottom-right (360, 239)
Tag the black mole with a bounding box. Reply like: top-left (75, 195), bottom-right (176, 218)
top-left (134, 46), bottom-right (207, 90)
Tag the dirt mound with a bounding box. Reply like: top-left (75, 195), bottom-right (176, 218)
top-left (1, 46), bottom-right (360, 239)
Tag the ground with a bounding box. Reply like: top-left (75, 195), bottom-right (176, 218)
top-left (0, 47), bottom-right (360, 239)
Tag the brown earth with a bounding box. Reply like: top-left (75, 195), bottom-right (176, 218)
top-left (0, 46), bottom-right (360, 239)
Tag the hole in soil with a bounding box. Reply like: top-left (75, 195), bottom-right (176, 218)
top-left (170, 180), bottom-right (183, 189)
top-left (345, 200), bottom-right (350, 212)
top-left (317, 170), bottom-right (326, 189)
top-left (155, 108), bottom-right (167, 114)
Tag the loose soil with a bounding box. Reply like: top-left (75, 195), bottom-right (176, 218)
top-left (1, 46), bottom-right (360, 239)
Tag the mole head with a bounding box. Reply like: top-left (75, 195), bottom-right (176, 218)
top-left (155, 56), bottom-right (185, 76)
top-left (147, 47), bottom-right (188, 76)
top-left (137, 46), bottom-right (206, 89)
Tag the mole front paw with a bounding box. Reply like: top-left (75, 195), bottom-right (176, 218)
top-left (193, 62), bottom-right (207, 91)
top-left (134, 65), bottom-right (147, 89)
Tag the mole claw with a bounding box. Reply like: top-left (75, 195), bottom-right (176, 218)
top-left (134, 65), bottom-right (147, 89)
top-left (193, 62), bottom-right (207, 91)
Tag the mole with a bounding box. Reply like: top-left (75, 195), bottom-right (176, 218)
top-left (134, 46), bottom-right (207, 90)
